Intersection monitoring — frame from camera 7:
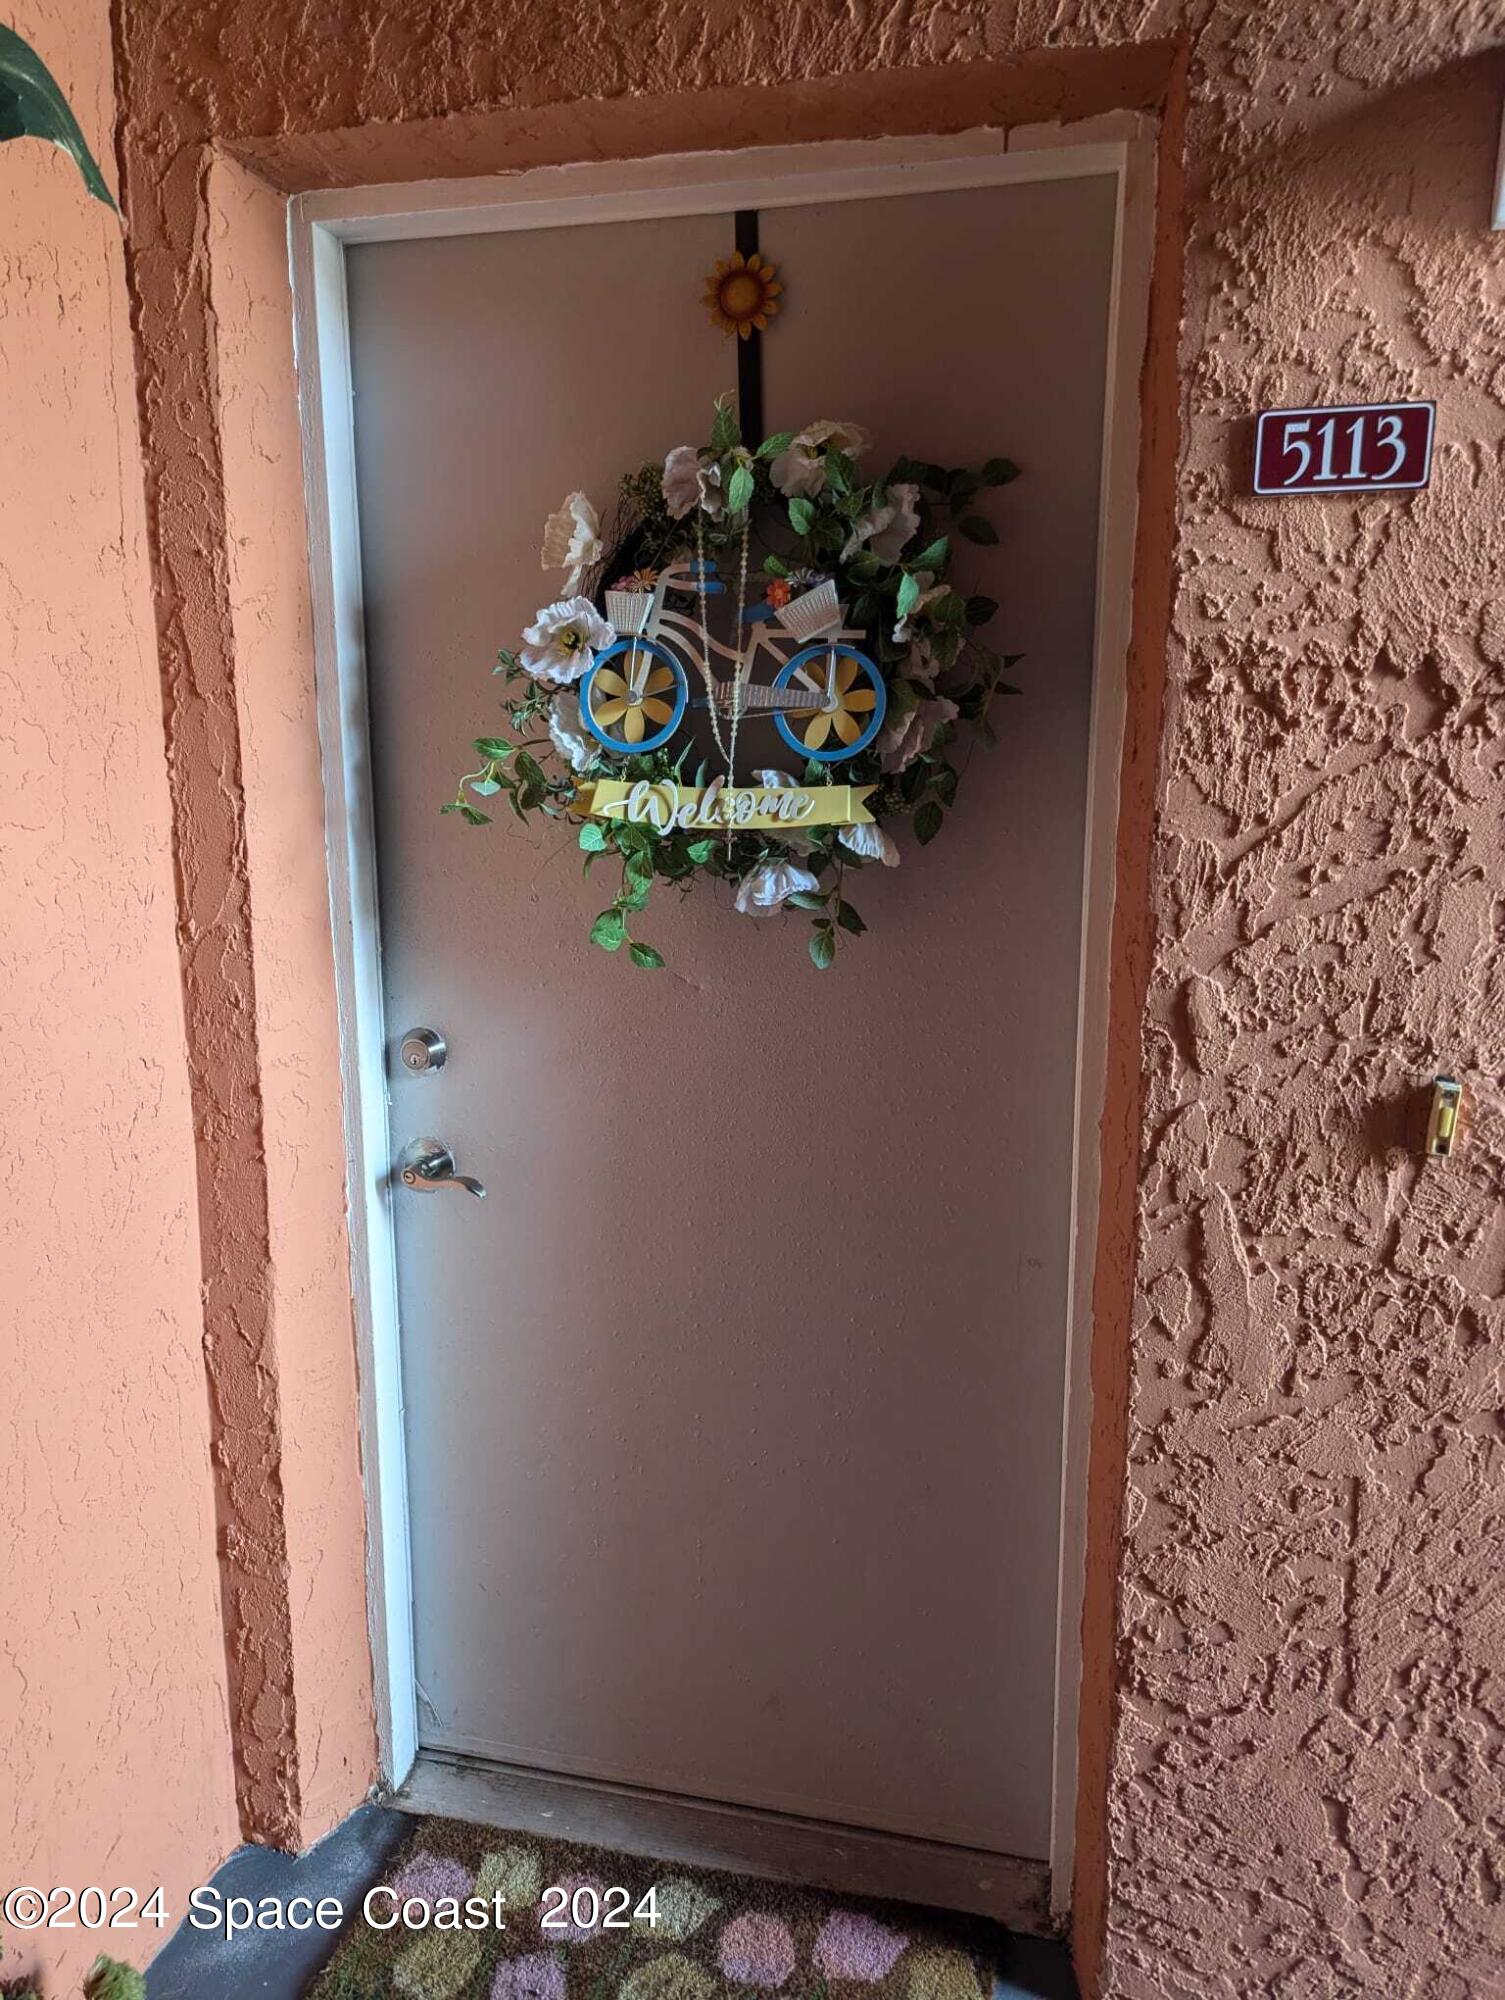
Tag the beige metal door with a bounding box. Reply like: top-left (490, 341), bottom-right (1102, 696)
top-left (346, 168), bottom-right (1117, 1864)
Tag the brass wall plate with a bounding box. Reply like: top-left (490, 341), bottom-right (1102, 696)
top-left (1426, 1077), bottom-right (1463, 1158)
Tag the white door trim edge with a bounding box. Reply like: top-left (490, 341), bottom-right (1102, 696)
top-left (289, 117), bottom-right (1156, 1923)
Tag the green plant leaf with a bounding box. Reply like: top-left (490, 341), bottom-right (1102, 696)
top-left (756, 430), bottom-right (795, 458)
top-left (914, 800), bottom-right (944, 844)
top-left (726, 462), bottom-right (755, 514)
top-left (910, 537), bottom-right (949, 571)
top-left (787, 890), bottom-right (829, 911)
top-left (824, 450), bottom-right (855, 496)
top-left (469, 777), bottom-right (501, 796)
top-left (590, 909), bottom-right (627, 951)
top-left (957, 515), bottom-right (999, 545)
top-left (578, 821), bottom-right (610, 851)
top-left (83, 1957), bottom-right (146, 2000)
top-left (896, 572), bottom-right (922, 619)
top-left (787, 497), bottom-right (815, 536)
top-left (629, 942), bottom-right (666, 970)
top-left (473, 736), bottom-right (514, 759)
top-left (981, 457), bottom-right (1020, 485)
top-left (763, 552), bottom-right (791, 578)
top-left (710, 397), bottom-right (740, 453)
top-left (686, 838), bottom-right (717, 863)
top-left (835, 899), bottom-right (866, 936)
top-left (808, 922), bottom-right (836, 970)
top-left (0, 25), bottom-right (116, 209)
top-left (965, 595), bottom-right (999, 626)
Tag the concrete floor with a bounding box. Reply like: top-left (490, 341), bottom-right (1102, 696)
top-left (146, 1803), bottom-right (1078, 2000)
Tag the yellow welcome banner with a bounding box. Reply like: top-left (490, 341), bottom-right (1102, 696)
top-left (572, 778), bottom-right (875, 834)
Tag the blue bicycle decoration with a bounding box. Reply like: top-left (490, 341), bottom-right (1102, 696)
top-left (581, 564), bottom-right (886, 764)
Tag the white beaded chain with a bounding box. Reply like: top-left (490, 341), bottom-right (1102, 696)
top-left (692, 504), bottom-right (753, 796)
top-left (727, 509), bottom-right (751, 789)
top-left (692, 512), bottom-right (733, 772)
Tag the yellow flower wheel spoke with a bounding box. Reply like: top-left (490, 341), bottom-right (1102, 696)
top-left (644, 665), bottom-right (675, 695)
top-left (623, 707), bottom-right (646, 744)
top-left (641, 698), bottom-right (674, 724)
top-left (803, 712), bottom-right (833, 749)
top-left (836, 657), bottom-right (861, 693)
top-left (595, 667), bottom-right (631, 698)
top-left (844, 687), bottom-right (878, 713)
top-left (594, 697), bottom-right (629, 725)
top-left (833, 708), bottom-right (862, 745)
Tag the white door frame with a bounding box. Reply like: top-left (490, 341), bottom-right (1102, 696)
top-left (290, 117), bottom-right (1155, 1928)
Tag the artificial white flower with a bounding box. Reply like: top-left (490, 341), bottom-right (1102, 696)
top-left (768, 419), bottom-right (874, 499)
top-left (745, 772), bottom-right (819, 854)
top-left (520, 596), bottom-right (615, 687)
top-left (547, 692), bottom-right (597, 772)
top-left (539, 492), bottom-right (602, 594)
top-left (841, 481), bottom-right (921, 565)
top-left (878, 694), bottom-right (958, 774)
top-left (734, 858), bottom-right (820, 917)
top-left (837, 820), bottom-right (901, 867)
top-left (902, 635), bottom-right (944, 683)
top-left (663, 445), bottom-right (726, 521)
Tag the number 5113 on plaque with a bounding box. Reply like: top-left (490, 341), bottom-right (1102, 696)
top-left (1253, 399), bottom-right (1435, 496)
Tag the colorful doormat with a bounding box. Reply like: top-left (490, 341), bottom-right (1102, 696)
top-left (309, 1820), bottom-right (1004, 2000)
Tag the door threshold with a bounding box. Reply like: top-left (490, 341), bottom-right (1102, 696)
top-left (387, 1749), bottom-right (1054, 1936)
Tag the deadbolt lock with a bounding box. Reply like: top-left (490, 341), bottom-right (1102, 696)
top-left (399, 1027), bottom-right (448, 1075)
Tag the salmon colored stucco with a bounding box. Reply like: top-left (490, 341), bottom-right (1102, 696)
top-left (0, 4), bottom-right (239, 1994)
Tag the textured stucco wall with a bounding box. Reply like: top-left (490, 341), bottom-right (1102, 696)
top-left (106, 2), bottom-right (1503, 1995)
top-left (207, 152), bottom-right (377, 1842)
top-left (0, 2), bottom-right (239, 1991)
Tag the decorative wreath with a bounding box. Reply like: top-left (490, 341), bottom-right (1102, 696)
top-left (448, 399), bottom-right (1019, 969)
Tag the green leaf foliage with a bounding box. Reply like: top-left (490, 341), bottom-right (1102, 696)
top-left (981, 457), bottom-right (1020, 485)
top-left (83, 1959), bottom-right (146, 2000)
top-left (914, 801), bottom-right (944, 845)
top-left (895, 571), bottom-right (922, 620)
top-left (629, 941), bottom-right (666, 970)
top-left (787, 496), bottom-right (816, 537)
top-left (957, 514), bottom-right (999, 545)
top-left (809, 922), bottom-right (836, 970)
top-left (756, 430), bottom-right (795, 458)
top-left (710, 397), bottom-right (740, 453)
top-left (726, 462), bottom-right (755, 514)
top-left (910, 537), bottom-right (949, 571)
top-left (0, 24), bottom-right (116, 208)
top-left (590, 909), bottom-right (627, 952)
top-left (578, 821), bottom-right (610, 851)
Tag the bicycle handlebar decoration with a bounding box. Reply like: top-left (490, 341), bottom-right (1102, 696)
top-left (448, 398), bottom-right (1020, 970)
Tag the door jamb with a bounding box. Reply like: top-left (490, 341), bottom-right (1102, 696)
top-left (289, 117), bottom-right (1155, 1923)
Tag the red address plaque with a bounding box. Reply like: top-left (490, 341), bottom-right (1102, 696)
top-left (1253, 399), bottom-right (1435, 496)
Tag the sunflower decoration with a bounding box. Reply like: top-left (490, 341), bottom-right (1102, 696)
top-left (703, 249), bottom-right (783, 340)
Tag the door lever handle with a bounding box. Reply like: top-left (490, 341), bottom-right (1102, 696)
top-left (398, 1139), bottom-right (486, 1199)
